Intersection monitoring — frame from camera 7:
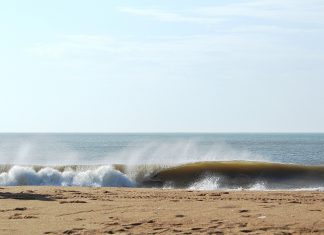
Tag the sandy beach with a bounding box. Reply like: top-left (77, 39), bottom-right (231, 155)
top-left (0, 187), bottom-right (323, 234)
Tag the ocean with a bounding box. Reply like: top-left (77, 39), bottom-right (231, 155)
top-left (0, 133), bottom-right (324, 190)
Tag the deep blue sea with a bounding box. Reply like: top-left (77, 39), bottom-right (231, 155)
top-left (1, 133), bottom-right (324, 189)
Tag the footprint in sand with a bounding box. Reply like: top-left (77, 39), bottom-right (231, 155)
top-left (24, 215), bottom-right (38, 219)
top-left (14, 207), bottom-right (27, 211)
top-left (153, 227), bottom-right (166, 231)
top-left (59, 200), bottom-right (87, 204)
top-left (122, 222), bottom-right (143, 230)
top-left (240, 229), bottom-right (253, 233)
top-left (9, 213), bottom-right (38, 219)
top-left (175, 214), bottom-right (185, 218)
top-left (239, 209), bottom-right (249, 213)
top-left (105, 222), bottom-right (119, 226)
top-left (129, 222), bottom-right (143, 226)
top-left (62, 228), bottom-right (85, 234)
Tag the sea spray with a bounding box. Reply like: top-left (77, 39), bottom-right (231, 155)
top-left (0, 134), bottom-right (88, 166)
top-left (116, 140), bottom-right (265, 166)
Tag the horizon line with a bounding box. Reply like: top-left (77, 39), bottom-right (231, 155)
top-left (1, 132), bottom-right (324, 134)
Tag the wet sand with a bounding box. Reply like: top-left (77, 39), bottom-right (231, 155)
top-left (0, 186), bottom-right (324, 234)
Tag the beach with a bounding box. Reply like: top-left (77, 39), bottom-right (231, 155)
top-left (0, 187), bottom-right (323, 234)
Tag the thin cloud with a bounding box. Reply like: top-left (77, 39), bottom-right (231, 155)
top-left (119, 0), bottom-right (324, 30)
top-left (195, 0), bottom-right (324, 24)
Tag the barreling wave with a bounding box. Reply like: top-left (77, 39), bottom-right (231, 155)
top-left (146, 161), bottom-right (324, 190)
top-left (1, 161), bottom-right (324, 190)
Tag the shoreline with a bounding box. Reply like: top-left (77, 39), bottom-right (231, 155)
top-left (1, 186), bottom-right (324, 234)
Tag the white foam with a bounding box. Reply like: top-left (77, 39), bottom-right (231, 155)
top-left (0, 165), bottom-right (135, 187)
top-left (248, 182), bottom-right (267, 191)
top-left (292, 187), bottom-right (324, 192)
top-left (188, 176), bottom-right (220, 191)
top-left (188, 177), bottom-right (270, 191)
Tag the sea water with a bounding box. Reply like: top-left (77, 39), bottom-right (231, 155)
top-left (0, 133), bottom-right (323, 189)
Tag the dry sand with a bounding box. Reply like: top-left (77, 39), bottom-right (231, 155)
top-left (0, 186), bottom-right (324, 234)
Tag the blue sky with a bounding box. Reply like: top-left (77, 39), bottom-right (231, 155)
top-left (1, 0), bottom-right (324, 132)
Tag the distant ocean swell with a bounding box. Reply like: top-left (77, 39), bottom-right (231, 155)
top-left (1, 161), bottom-right (324, 190)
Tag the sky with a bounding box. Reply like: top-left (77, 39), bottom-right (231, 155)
top-left (0, 0), bottom-right (324, 132)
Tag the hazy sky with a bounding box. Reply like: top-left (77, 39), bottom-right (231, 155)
top-left (1, 0), bottom-right (324, 132)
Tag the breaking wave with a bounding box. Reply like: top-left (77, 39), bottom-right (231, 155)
top-left (1, 161), bottom-right (324, 190)
top-left (0, 165), bottom-right (135, 187)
